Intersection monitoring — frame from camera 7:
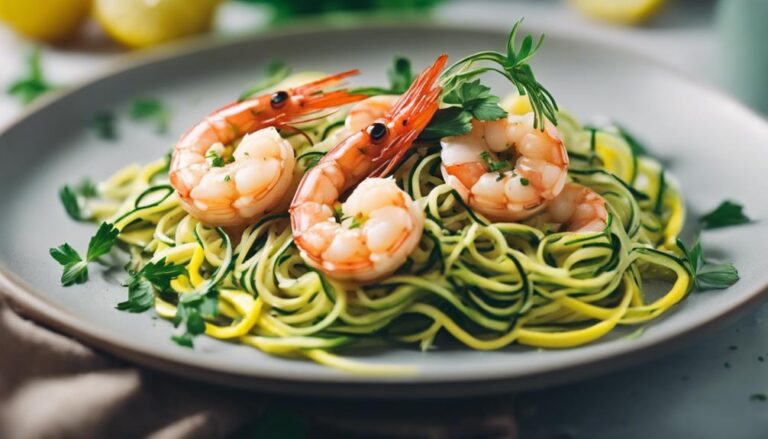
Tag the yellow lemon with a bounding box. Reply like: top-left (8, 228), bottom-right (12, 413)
top-left (568, 0), bottom-right (665, 25)
top-left (0, 0), bottom-right (90, 42)
top-left (93, 0), bottom-right (221, 48)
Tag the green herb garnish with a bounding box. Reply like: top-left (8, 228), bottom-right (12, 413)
top-left (206, 150), bottom-right (226, 167)
top-left (58, 179), bottom-right (98, 221)
top-left (438, 19), bottom-right (557, 131)
top-left (129, 98), bottom-right (170, 133)
top-left (90, 111), bottom-right (117, 140)
top-left (480, 151), bottom-right (510, 173)
top-left (520, 177), bottom-right (529, 186)
top-left (172, 289), bottom-right (218, 348)
top-left (419, 107), bottom-right (472, 140)
top-left (700, 200), bottom-right (751, 230)
top-left (239, 61), bottom-right (292, 101)
top-left (50, 222), bottom-right (119, 286)
top-left (679, 237), bottom-right (739, 291)
top-left (751, 393), bottom-right (767, 402)
top-left (117, 259), bottom-right (186, 313)
top-left (443, 79), bottom-right (507, 121)
top-left (8, 47), bottom-right (53, 104)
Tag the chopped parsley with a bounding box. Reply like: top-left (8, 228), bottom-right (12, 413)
top-left (679, 237), bottom-right (739, 291)
top-left (750, 393), bottom-right (767, 402)
top-left (700, 200), bottom-right (751, 230)
top-left (520, 177), bottom-right (530, 186)
top-left (224, 175), bottom-right (231, 182)
top-left (172, 289), bottom-right (218, 348)
top-left (7, 47), bottom-right (54, 104)
top-left (480, 151), bottom-right (511, 173)
top-left (129, 98), bottom-right (170, 134)
top-left (50, 222), bottom-right (119, 286)
top-left (419, 107), bottom-right (472, 140)
top-left (206, 150), bottom-right (226, 167)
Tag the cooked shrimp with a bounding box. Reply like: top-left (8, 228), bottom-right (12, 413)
top-left (344, 95), bottom-right (400, 133)
top-left (290, 55), bottom-right (447, 282)
top-left (440, 113), bottom-right (569, 221)
top-left (170, 71), bottom-right (365, 227)
top-left (543, 182), bottom-right (608, 232)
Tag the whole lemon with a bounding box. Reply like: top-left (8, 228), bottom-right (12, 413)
top-left (93, 0), bottom-right (221, 49)
top-left (0, 0), bottom-right (91, 42)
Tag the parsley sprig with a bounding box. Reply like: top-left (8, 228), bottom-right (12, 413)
top-left (117, 259), bottom-right (187, 313)
top-left (50, 222), bottom-right (119, 286)
top-left (441, 19), bottom-right (556, 127)
top-left (679, 237), bottom-right (739, 291)
top-left (700, 200), bottom-right (751, 230)
top-left (351, 56), bottom-right (415, 96)
top-left (8, 47), bottom-right (54, 104)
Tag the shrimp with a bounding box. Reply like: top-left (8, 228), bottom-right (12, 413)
top-left (289, 55), bottom-right (447, 282)
top-left (440, 113), bottom-right (569, 221)
top-left (170, 70), bottom-right (366, 227)
top-left (543, 183), bottom-right (608, 232)
top-left (344, 95), bottom-right (400, 133)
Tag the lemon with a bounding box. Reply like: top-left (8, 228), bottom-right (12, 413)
top-left (568, 0), bottom-right (665, 25)
top-left (93, 0), bottom-right (221, 48)
top-left (0, 0), bottom-right (90, 42)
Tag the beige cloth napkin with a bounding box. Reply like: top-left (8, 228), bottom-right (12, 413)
top-left (0, 295), bottom-right (517, 439)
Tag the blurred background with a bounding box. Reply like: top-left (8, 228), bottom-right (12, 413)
top-left (2, 1), bottom-right (768, 438)
top-left (3, 0), bottom-right (765, 126)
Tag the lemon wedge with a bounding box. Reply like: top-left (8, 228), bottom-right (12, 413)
top-left (93, 0), bottom-right (221, 48)
top-left (0, 0), bottom-right (90, 42)
top-left (568, 0), bottom-right (665, 25)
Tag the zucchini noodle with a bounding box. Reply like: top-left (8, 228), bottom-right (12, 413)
top-left (75, 85), bottom-right (692, 375)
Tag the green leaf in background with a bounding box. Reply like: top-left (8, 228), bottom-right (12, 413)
top-left (236, 0), bottom-right (444, 23)
top-left (90, 111), bottom-right (118, 140)
top-left (239, 61), bottom-right (292, 101)
top-left (7, 47), bottom-right (54, 104)
top-left (388, 56), bottom-right (414, 93)
top-left (130, 98), bottom-right (170, 134)
top-left (700, 200), bottom-right (751, 230)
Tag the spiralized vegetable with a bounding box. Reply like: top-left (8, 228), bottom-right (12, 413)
top-left (79, 89), bottom-right (692, 375)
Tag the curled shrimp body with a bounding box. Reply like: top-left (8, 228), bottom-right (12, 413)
top-left (543, 182), bottom-right (608, 232)
top-left (290, 55), bottom-right (447, 282)
top-left (440, 113), bottom-right (569, 221)
top-left (344, 95), bottom-right (400, 133)
top-left (170, 71), bottom-right (365, 227)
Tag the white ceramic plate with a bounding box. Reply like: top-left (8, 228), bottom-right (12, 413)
top-left (1, 24), bottom-right (767, 397)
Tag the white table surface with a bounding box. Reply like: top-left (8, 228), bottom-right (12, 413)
top-left (2, 1), bottom-right (767, 438)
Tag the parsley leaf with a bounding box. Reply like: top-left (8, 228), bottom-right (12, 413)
top-left (172, 290), bottom-right (218, 348)
top-left (679, 237), bottom-right (739, 291)
top-left (137, 259), bottom-right (187, 290)
top-left (443, 80), bottom-right (507, 121)
top-left (388, 57), bottom-right (414, 93)
top-left (480, 151), bottom-right (511, 172)
top-left (419, 107), bottom-right (473, 140)
top-left (129, 98), bottom-right (170, 134)
top-left (7, 47), bottom-right (54, 104)
top-left (700, 200), bottom-right (751, 230)
top-left (206, 150), bottom-right (225, 167)
top-left (239, 61), bottom-right (292, 101)
top-left (90, 111), bottom-right (117, 140)
top-left (116, 277), bottom-right (155, 313)
top-left (59, 179), bottom-right (98, 221)
top-left (50, 222), bottom-right (119, 286)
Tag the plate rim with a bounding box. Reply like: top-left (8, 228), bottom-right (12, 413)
top-left (2, 21), bottom-right (768, 397)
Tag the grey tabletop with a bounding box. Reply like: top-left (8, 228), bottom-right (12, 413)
top-left (2, 1), bottom-right (766, 438)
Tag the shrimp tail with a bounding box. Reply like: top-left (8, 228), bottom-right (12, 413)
top-left (370, 54), bottom-right (447, 177)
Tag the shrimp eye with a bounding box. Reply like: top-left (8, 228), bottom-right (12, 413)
top-left (270, 91), bottom-right (289, 108)
top-left (367, 122), bottom-right (388, 142)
